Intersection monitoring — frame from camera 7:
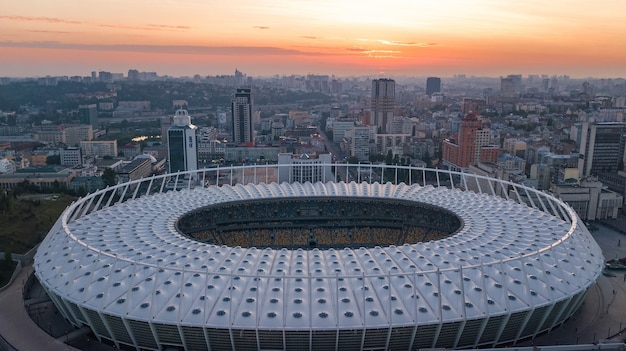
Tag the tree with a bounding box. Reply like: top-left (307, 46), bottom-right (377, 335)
top-left (102, 168), bottom-right (117, 187)
top-left (369, 153), bottom-right (384, 163)
top-left (346, 156), bottom-right (360, 164)
top-left (0, 193), bottom-right (9, 213)
top-left (422, 150), bottom-right (433, 168)
top-left (385, 150), bottom-right (393, 165)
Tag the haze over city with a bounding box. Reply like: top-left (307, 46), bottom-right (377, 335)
top-left (2, 0), bottom-right (626, 78)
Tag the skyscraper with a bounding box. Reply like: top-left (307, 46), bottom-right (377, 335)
top-left (371, 79), bottom-right (395, 133)
top-left (231, 88), bottom-right (254, 145)
top-left (167, 109), bottom-right (198, 174)
top-left (573, 122), bottom-right (626, 176)
top-left (426, 77), bottom-right (441, 96)
top-left (78, 104), bottom-right (98, 129)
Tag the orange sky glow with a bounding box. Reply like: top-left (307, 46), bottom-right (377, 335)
top-left (1, 0), bottom-right (625, 78)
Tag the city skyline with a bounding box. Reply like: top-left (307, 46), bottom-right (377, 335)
top-left (1, 0), bottom-right (626, 78)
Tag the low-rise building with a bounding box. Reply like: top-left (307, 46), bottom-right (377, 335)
top-left (60, 147), bottom-right (82, 166)
top-left (277, 152), bottom-right (333, 183)
top-left (0, 158), bottom-right (15, 174)
top-left (117, 157), bottom-right (153, 185)
top-left (80, 140), bottom-right (118, 158)
top-left (0, 166), bottom-right (75, 191)
top-left (224, 146), bottom-right (280, 162)
top-left (551, 177), bottom-right (622, 220)
top-left (69, 175), bottom-right (104, 195)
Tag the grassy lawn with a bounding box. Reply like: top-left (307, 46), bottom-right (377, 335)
top-left (0, 194), bottom-right (75, 254)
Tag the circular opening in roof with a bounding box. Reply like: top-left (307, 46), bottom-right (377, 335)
top-left (176, 197), bottom-right (462, 250)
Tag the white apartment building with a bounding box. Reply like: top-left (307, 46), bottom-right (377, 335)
top-left (80, 140), bottom-right (118, 158)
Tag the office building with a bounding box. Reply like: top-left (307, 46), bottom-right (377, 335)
top-left (79, 104), bottom-right (98, 129)
top-left (277, 152), bottom-right (333, 183)
top-left (551, 177), bottom-right (622, 220)
top-left (371, 79), bottom-right (395, 132)
top-left (60, 147), bottom-right (82, 166)
top-left (571, 122), bottom-right (626, 176)
top-left (332, 120), bottom-right (357, 141)
top-left (65, 125), bottom-right (93, 147)
top-left (425, 77), bottom-right (441, 96)
top-left (167, 109), bottom-right (198, 174)
top-left (117, 157), bottom-right (153, 185)
top-left (231, 88), bottom-right (254, 144)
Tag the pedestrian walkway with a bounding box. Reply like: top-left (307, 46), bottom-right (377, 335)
top-left (0, 264), bottom-right (79, 351)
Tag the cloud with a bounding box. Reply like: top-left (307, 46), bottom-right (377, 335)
top-left (377, 40), bottom-right (433, 47)
top-left (356, 38), bottom-right (439, 47)
top-left (0, 41), bottom-right (332, 56)
top-left (254, 26), bottom-right (270, 30)
top-left (0, 15), bottom-right (81, 25)
top-left (0, 15), bottom-right (189, 32)
top-left (302, 36), bottom-right (319, 40)
top-left (27, 30), bottom-right (74, 34)
top-left (346, 47), bottom-right (368, 52)
top-left (345, 46), bottom-right (403, 58)
top-left (147, 24), bottom-right (191, 30)
top-left (363, 49), bottom-right (403, 59)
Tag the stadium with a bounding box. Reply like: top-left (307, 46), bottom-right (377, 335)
top-left (34, 164), bottom-right (604, 351)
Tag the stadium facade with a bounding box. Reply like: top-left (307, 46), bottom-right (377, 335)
top-left (34, 164), bottom-right (604, 351)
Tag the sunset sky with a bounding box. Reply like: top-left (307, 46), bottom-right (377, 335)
top-left (1, 0), bottom-right (625, 78)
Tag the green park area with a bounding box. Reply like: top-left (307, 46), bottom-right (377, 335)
top-left (0, 193), bottom-right (74, 286)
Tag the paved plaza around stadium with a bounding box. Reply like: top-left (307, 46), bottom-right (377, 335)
top-left (518, 223), bottom-right (626, 347)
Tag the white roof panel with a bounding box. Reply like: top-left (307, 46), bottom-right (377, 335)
top-left (35, 181), bottom-right (604, 331)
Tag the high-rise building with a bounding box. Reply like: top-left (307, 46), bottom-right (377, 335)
top-left (231, 88), bottom-right (254, 145)
top-left (350, 126), bottom-right (371, 162)
top-left (572, 122), bottom-right (626, 176)
top-left (371, 79), bottom-right (395, 133)
top-left (167, 109), bottom-right (198, 174)
top-left (78, 104), bottom-right (98, 129)
top-left (234, 69), bottom-right (245, 87)
top-left (426, 77), bottom-right (441, 96)
top-left (442, 113), bottom-right (498, 170)
top-left (128, 69), bottom-right (139, 82)
top-left (500, 74), bottom-right (522, 98)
